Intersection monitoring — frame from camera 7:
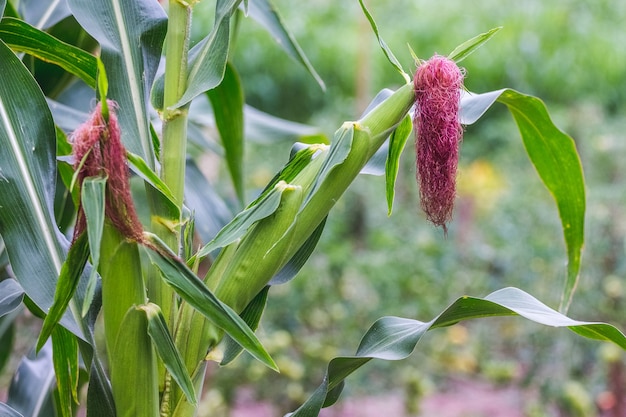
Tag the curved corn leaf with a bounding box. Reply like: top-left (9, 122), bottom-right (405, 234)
top-left (0, 279), bottom-right (24, 318)
top-left (67, 0), bottom-right (167, 166)
top-left (207, 62), bottom-right (245, 205)
top-left (0, 17), bottom-right (97, 88)
top-left (246, 0), bottom-right (324, 91)
top-left (139, 303), bottom-right (196, 405)
top-left (0, 0), bottom-right (6, 18)
top-left (288, 287), bottom-right (626, 417)
top-left (460, 89), bottom-right (585, 312)
top-left (447, 27), bottom-right (502, 63)
top-left (144, 235), bottom-right (277, 371)
top-left (220, 286), bottom-right (269, 366)
top-left (0, 40), bottom-right (83, 338)
top-left (18, 0), bottom-right (71, 29)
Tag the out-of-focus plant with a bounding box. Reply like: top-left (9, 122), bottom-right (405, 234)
top-left (0, 1), bottom-right (625, 417)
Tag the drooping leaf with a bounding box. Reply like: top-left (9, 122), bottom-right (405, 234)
top-left (459, 89), bottom-right (585, 311)
top-left (207, 62), bottom-right (245, 205)
top-left (6, 342), bottom-right (56, 417)
top-left (244, 105), bottom-right (328, 144)
top-left (358, 0), bottom-right (407, 81)
top-left (289, 287), bottom-right (626, 416)
top-left (221, 286), bottom-right (269, 366)
top-left (0, 279), bottom-right (24, 317)
top-left (143, 235), bottom-right (277, 371)
top-left (174, 0), bottom-right (241, 107)
top-left (18, 0), bottom-right (71, 29)
top-left (246, 0), bottom-right (325, 90)
top-left (0, 17), bottom-right (97, 88)
top-left (139, 303), bottom-right (197, 405)
top-left (0, 39), bottom-right (83, 338)
top-left (385, 114), bottom-right (412, 215)
top-left (447, 26), bottom-right (502, 63)
top-left (67, 0), bottom-right (167, 166)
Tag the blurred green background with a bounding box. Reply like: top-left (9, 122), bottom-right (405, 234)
top-left (206, 1), bottom-right (626, 416)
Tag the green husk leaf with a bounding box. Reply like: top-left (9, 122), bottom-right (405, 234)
top-left (385, 114), bottom-right (412, 215)
top-left (81, 176), bottom-right (106, 317)
top-left (139, 303), bottom-right (196, 405)
top-left (51, 326), bottom-right (79, 417)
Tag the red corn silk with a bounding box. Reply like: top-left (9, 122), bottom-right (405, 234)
top-left (71, 101), bottom-right (144, 243)
top-left (413, 55), bottom-right (464, 232)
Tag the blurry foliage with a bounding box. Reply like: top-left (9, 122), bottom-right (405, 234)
top-left (195, 0), bottom-right (626, 415)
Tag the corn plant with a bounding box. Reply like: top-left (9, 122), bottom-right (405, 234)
top-left (0, 1), bottom-right (625, 417)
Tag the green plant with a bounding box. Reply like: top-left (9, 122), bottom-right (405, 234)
top-left (0, 1), bottom-right (624, 417)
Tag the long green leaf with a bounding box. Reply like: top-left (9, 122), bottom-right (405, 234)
top-left (174, 0), bottom-right (241, 107)
top-left (289, 287), bottom-right (626, 416)
top-left (358, 0), bottom-right (407, 81)
top-left (51, 326), bottom-right (79, 417)
top-left (0, 40), bottom-right (83, 338)
top-left (459, 89), bottom-right (585, 312)
top-left (143, 235), bottom-right (277, 371)
top-left (37, 231), bottom-right (89, 352)
top-left (68, 0), bottom-right (167, 166)
top-left (220, 286), bottom-right (270, 366)
top-left (207, 62), bottom-right (246, 205)
top-left (139, 303), bottom-right (197, 405)
top-left (246, 0), bottom-right (325, 90)
top-left (447, 27), bottom-right (502, 63)
top-left (0, 17), bottom-right (97, 88)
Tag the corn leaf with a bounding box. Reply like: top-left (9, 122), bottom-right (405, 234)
top-left (246, 0), bottom-right (325, 90)
top-left (289, 287), bottom-right (626, 417)
top-left (385, 114), bottom-right (412, 215)
top-left (447, 27), bottom-right (502, 63)
top-left (459, 89), bottom-right (585, 312)
top-left (207, 62), bottom-right (246, 205)
top-left (67, 0), bottom-right (167, 166)
top-left (0, 279), bottom-right (24, 318)
top-left (0, 39), bottom-right (84, 338)
top-left (18, 0), bottom-right (71, 29)
top-left (0, 17), bottom-right (97, 88)
top-left (139, 303), bottom-right (197, 405)
top-left (51, 327), bottom-right (79, 417)
top-left (144, 236), bottom-right (277, 371)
